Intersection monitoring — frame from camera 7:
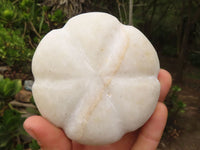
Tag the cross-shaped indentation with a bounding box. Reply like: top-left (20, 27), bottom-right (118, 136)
top-left (67, 31), bottom-right (130, 139)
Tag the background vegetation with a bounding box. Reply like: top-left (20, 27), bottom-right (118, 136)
top-left (0, 0), bottom-right (199, 149)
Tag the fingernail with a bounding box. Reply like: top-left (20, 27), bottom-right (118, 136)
top-left (26, 128), bottom-right (42, 146)
top-left (26, 128), bottom-right (37, 139)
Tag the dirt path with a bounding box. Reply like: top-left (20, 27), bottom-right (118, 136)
top-left (159, 87), bottom-right (200, 150)
top-left (158, 55), bottom-right (200, 150)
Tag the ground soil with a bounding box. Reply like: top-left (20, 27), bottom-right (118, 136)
top-left (158, 54), bottom-right (200, 150)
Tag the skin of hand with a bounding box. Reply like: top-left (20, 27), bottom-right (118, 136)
top-left (24, 69), bottom-right (172, 150)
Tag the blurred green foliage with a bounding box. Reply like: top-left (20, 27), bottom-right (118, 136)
top-left (166, 85), bottom-right (186, 115)
top-left (0, 24), bottom-right (32, 66)
top-left (0, 77), bottom-right (40, 149)
top-left (0, 77), bottom-right (23, 149)
top-left (0, 77), bottom-right (22, 109)
top-left (29, 139), bottom-right (40, 150)
top-left (165, 85), bottom-right (187, 133)
top-left (0, 109), bottom-right (25, 150)
top-left (162, 85), bottom-right (187, 142)
top-left (0, 108), bottom-right (40, 150)
top-left (0, 0), bottom-right (65, 69)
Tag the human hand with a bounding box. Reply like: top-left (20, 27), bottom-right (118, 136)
top-left (24, 69), bottom-right (172, 150)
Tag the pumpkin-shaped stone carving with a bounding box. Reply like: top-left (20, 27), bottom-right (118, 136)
top-left (32, 12), bottom-right (160, 145)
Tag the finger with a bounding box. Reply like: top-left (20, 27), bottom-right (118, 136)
top-left (158, 69), bottom-right (172, 102)
top-left (23, 115), bottom-right (71, 150)
top-left (131, 102), bottom-right (168, 150)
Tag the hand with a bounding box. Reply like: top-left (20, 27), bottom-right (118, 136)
top-left (24, 69), bottom-right (172, 150)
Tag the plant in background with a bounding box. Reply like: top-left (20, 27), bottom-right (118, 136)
top-left (29, 139), bottom-right (40, 150)
top-left (164, 85), bottom-right (186, 139)
top-left (165, 85), bottom-right (186, 117)
top-left (0, 0), bottom-right (17, 23)
top-left (0, 0), bottom-right (67, 69)
top-left (0, 24), bottom-right (33, 67)
top-left (0, 77), bottom-right (22, 109)
top-left (0, 77), bottom-right (40, 149)
top-left (0, 109), bottom-right (25, 150)
top-left (0, 77), bottom-right (23, 149)
top-left (0, 0), bottom-right (36, 68)
top-left (0, 108), bottom-right (40, 150)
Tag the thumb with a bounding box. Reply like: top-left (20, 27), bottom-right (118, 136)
top-left (23, 115), bottom-right (71, 150)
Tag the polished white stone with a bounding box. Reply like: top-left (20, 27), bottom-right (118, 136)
top-left (32, 12), bottom-right (160, 145)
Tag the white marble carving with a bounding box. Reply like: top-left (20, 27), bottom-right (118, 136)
top-left (32, 12), bottom-right (160, 145)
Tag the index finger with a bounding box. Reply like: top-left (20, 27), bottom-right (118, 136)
top-left (158, 69), bottom-right (172, 102)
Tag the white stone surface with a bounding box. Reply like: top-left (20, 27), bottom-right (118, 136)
top-left (32, 12), bottom-right (160, 145)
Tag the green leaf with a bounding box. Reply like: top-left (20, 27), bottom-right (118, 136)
top-left (14, 144), bottom-right (24, 150)
top-left (0, 108), bottom-right (25, 149)
top-left (39, 10), bottom-right (45, 33)
top-left (0, 78), bottom-right (22, 101)
top-left (29, 140), bottom-right (40, 150)
top-left (0, 75), bottom-right (3, 80)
